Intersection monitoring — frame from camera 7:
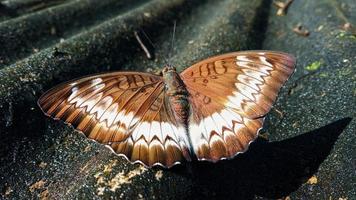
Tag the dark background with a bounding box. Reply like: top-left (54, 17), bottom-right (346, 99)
top-left (0, 0), bottom-right (355, 199)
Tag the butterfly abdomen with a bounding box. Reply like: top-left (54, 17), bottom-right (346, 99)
top-left (162, 68), bottom-right (190, 125)
top-left (169, 94), bottom-right (190, 124)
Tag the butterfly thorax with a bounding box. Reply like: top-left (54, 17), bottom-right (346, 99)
top-left (162, 66), bottom-right (190, 124)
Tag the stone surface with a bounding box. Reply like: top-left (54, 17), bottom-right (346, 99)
top-left (0, 0), bottom-right (354, 199)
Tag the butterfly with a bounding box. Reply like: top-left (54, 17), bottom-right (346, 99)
top-left (38, 51), bottom-right (296, 168)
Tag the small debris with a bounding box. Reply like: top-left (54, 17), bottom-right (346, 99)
top-left (138, 193), bottom-right (144, 200)
top-left (318, 91), bottom-right (326, 97)
top-left (305, 61), bottom-right (322, 71)
top-left (134, 31), bottom-right (154, 59)
top-left (143, 12), bottom-right (151, 18)
top-left (97, 187), bottom-right (105, 196)
top-left (273, 107), bottom-right (284, 119)
top-left (338, 197), bottom-right (348, 200)
top-left (108, 166), bottom-right (147, 192)
top-left (29, 180), bottom-right (46, 192)
top-left (307, 175), bottom-right (318, 185)
top-left (258, 132), bottom-right (269, 140)
top-left (50, 26), bottom-right (56, 35)
top-left (336, 31), bottom-right (356, 40)
top-left (155, 170), bottom-right (163, 181)
top-left (342, 22), bottom-right (352, 31)
top-left (103, 160), bottom-right (118, 174)
top-left (293, 23), bottom-right (310, 37)
top-left (188, 40), bottom-right (194, 44)
top-left (84, 145), bottom-right (92, 152)
top-left (95, 172), bottom-right (106, 185)
top-left (292, 121), bottom-right (298, 128)
top-left (317, 25), bottom-right (324, 31)
top-left (94, 165), bottom-right (147, 196)
top-left (39, 162), bottom-right (48, 169)
top-left (273, 0), bottom-right (294, 16)
top-left (319, 72), bottom-right (328, 78)
top-left (2, 184), bottom-right (13, 197)
top-left (40, 189), bottom-right (49, 200)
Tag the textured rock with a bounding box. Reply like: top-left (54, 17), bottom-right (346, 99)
top-left (0, 0), bottom-right (354, 199)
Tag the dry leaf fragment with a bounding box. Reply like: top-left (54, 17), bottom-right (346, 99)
top-left (39, 162), bottom-right (47, 169)
top-left (293, 23), bottom-right (310, 37)
top-left (274, 0), bottom-right (294, 16)
top-left (29, 180), bottom-right (46, 192)
top-left (307, 175), bottom-right (318, 184)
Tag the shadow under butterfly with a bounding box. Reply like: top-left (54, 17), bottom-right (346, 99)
top-left (172, 118), bottom-right (352, 199)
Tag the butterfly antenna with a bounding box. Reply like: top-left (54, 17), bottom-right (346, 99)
top-left (168, 21), bottom-right (176, 67)
top-left (139, 28), bottom-right (170, 65)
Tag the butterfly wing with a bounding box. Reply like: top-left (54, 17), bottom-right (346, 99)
top-left (180, 51), bottom-right (296, 161)
top-left (38, 72), bottom-right (191, 167)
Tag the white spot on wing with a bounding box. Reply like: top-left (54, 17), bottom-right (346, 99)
top-left (80, 92), bottom-right (103, 112)
top-left (149, 121), bottom-right (161, 142)
top-left (237, 75), bottom-right (262, 91)
top-left (236, 60), bottom-right (272, 75)
top-left (233, 123), bottom-right (245, 135)
top-left (69, 82), bottom-right (77, 86)
top-left (161, 122), bottom-right (176, 142)
top-left (226, 92), bottom-right (245, 109)
top-left (91, 78), bottom-right (103, 86)
top-left (69, 83), bottom-right (105, 106)
top-left (90, 96), bottom-right (113, 118)
top-left (100, 103), bottom-right (119, 127)
top-left (236, 55), bottom-right (250, 62)
top-left (212, 112), bottom-right (231, 130)
top-left (188, 122), bottom-right (206, 152)
top-left (132, 121), bottom-right (150, 141)
top-left (210, 134), bottom-right (223, 145)
top-left (68, 87), bottom-right (79, 102)
top-left (177, 126), bottom-right (190, 150)
top-left (241, 69), bottom-right (266, 81)
top-left (234, 83), bottom-right (256, 100)
top-left (204, 116), bottom-right (221, 136)
top-left (259, 56), bottom-right (273, 67)
top-left (124, 112), bottom-right (140, 128)
top-left (189, 107), bottom-right (248, 154)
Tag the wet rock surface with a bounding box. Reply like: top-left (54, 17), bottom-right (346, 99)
top-left (0, 0), bottom-right (355, 199)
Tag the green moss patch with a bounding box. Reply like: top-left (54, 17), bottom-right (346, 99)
top-left (305, 61), bottom-right (322, 71)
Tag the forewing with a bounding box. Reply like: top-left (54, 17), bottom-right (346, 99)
top-left (38, 71), bottom-right (191, 167)
top-left (180, 51), bottom-right (296, 161)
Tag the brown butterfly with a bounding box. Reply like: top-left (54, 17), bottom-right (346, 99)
top-left (38, 51), bottom-right (296, 168)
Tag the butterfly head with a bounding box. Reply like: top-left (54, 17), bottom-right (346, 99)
top-left (161, 65), bottom-right (176, 76)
